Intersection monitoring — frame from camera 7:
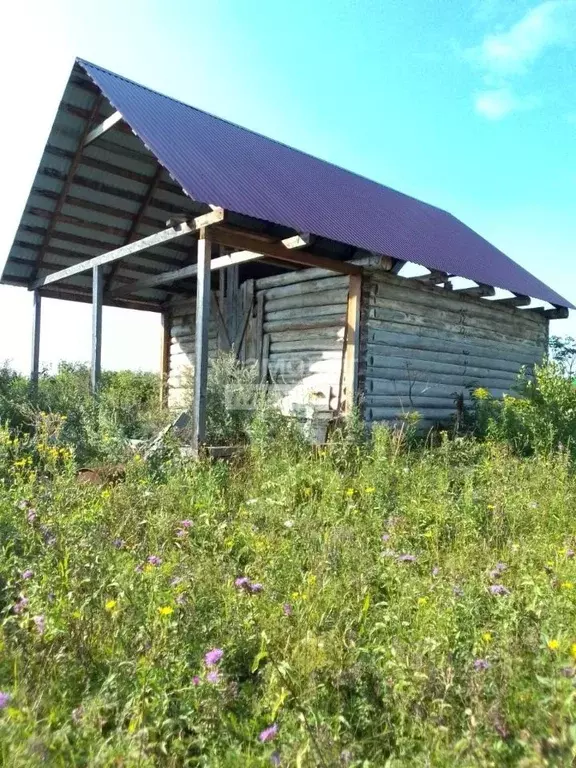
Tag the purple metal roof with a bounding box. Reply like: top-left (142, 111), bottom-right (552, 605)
top-left (78, 59), bottom-right (572, 308)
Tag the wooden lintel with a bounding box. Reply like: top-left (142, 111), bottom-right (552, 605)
top-left (454, 283), bottom-right (495, 298)
top-left (282, 233), bottom-right (313, 249)
top-left (83, 111), bottom-right (123, 147)
top-left (30, 208), bottom-right (225, 290)
top-left (491, 294), bottom-right (531, 308)
top-left (210, 226), bottom-right (362, 276)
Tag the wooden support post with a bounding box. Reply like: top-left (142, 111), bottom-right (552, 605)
top-left (91, 266), bottom-right (103, 395)
top-left (342, 274), bottom-right (362, 412)
top-left (192, 231), bottom-right (212, 451)
top-left (160, 310), bottom-right (171, 408)
top-left (30, 290), bottom-right (42, 396)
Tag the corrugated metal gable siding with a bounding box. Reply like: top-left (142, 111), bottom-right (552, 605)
top-left (77, 58), bottom-right (571, 308)
top-left (363, 272), bottom-right (548, 426)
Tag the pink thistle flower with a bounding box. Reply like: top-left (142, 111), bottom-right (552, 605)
top-left (206, 670), bottom-right (220, 684)
top-left (204, 648), bottom-right (224, 666)
top-left (259, 723), bottom-right (278, 742)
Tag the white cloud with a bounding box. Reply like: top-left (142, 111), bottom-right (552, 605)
top-left (475, 0), bottom-right (576, 74)
top-left (467, 0), bottom-right (576, 119)
top-left (474, 88), bottom-right (519, 119)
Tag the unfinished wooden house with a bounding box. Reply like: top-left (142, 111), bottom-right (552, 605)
top-left (1, 59), bottom-right (572, 443)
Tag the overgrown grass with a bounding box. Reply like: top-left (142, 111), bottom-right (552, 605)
top-left (2, 420), bottom-right (576, 765)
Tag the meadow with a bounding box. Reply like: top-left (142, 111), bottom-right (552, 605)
top-left (1, 359), bottom-right (576, 766)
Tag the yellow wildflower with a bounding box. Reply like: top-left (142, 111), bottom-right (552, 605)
top-left (482, 632), bottom-right (493, 644)
top-left (570, 643), bottom-right (576, 660)
top-left (561, 582), bottom-right (574, 590)
top-left (364, 487), bottom-right (376, 494)
top-left (417, 597), bottom-right (428, 607)
top-left (158, 606), bottom-right (174, 616)
top-left (105, 599), bottom-right (117, 612)
top-left (345, 488), bottom-right (355, 497)
top-left (473, 387), bottom-right (490, 400)
top-left (547, 639), bottom-right (560, 651)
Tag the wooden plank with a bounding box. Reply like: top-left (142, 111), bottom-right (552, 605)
top-left (454, 283), bottom-right (496, 298)
top-left (30, 95), bottom-right (103, 281)
top-left (160, 311), bottom-right (171, 408)
top-left (265, 288), bottom-right (349, 313)
top-left (234, 301), bottom-right (253, 359)
top-left (342, 275), bottom-right (362, 412)
top-left (409, 270), bottom-right (450, 285)
top-left (104, 163), bottom-right (164, 292)
top-left (524, 306), bottom-right (569, 320)
top-left (91, 266), bottom-right (104, 395)
top-left (491, 294), bottom-right (531, 308)
top-left (211, 292), bottom-right (232, 350)
top-left (30, 291), bottom-right (42, 396)
top-left (31, 208), bottom-right (225, 290)
top-left (192, 232), bottom-right (212, 451)
top-left (210, 226), bottom-right (362, 276)
top-left (260, 333), bottom-right (271, 382)
top-left (282, 233), bottom-right (313, 249)
top-left (83, 111), bottom-right (123, 146)
top-left (111, 246), bottom-right (261, 296)
top-left (255, 291), bottom-right (265, 368)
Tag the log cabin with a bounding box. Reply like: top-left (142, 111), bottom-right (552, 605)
top-left (1, 59), bottom-right (572, 444)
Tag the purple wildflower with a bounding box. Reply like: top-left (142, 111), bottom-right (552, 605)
top-left (453, 585), bottom-right (464, 598)
top-left (192, 676), bottom-right (201, 686)
top-left (490, 562), bottom-right (507, 579)
top-left (13, 596), bottom-right (29, 614)
top-left (489, 584), bottom-right (510, 596)
top-left (235, 577), bottom-right (250, 589)
top-left (381, 534), bottom-right (390, 542)
top-left (135, 564), bottom-right (144, 573)
top-left (21, 569), bottom-right (34, 580)
top-left (175, 594), bottom-right (187, 606)
top-left (39, 525), bottom-right (56, 546)
top-left (397, 554), bottom-right (416, 563)
top-left (249, 582), bottom-right (264, 594)
top-left (270, 752), bottom-right (281, 767)
top-left (283, 603), bottom-right (292, 616)
top-left (474, 658), bottom-right (490, 671)
top-left (33, 615), bottom-right (45, 635)
top-left (0, 692), bottom-right (10, 709)
top-left (112, 538), bottom-right (125, 550)
top-left (206, 670), bottom-right (220, 684)
top-left (259, 724), bottom-right (278, 743)
top-left (560, 666), bottom-right (575, 678)
top-left (26, 509), bottom-right (37, 524)
top-left (180, 519), bottom-right (193, 528)
top-left (204, 648), bottom-right (224, 666)
top-left (432, 566), bottom-right (440, 577)
top-left (175, 528), bottom-right (186, 538)
top-left (147, 555), bottom-right (162, 567)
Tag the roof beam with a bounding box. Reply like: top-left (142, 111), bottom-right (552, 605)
top-left (491, 294), bottom-right (531, 308)
top-left (210, 226), bottom-right (361, 275)
top-left (409, 269), bottom-right (450, 285)
top-left (524, 305), bottom-right (569, 320)
top-left (29, 95), bottom-right (103, 282)
top-left (30, 208), bottom-right (225, 290)
top-left (110, 248), bottom-right (267, 296)
top-left (282, 233), bottom-right (313, 250)
top-left (453, 283), bottom-right (495, 298)
top-left (83, 111), bottom-right (123, 147)
top-left (104, 163), bottom-right (164, 292)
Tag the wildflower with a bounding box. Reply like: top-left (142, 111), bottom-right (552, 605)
top-left (207, 670), bottom-right (220, 684)
top-left (528, 501), bottom-right (538, 509)
top-left (547, 639), bottom-right (560, 651)
top-left (33, 615), bottom-right (45, 635)
top-left (192, 676), bottom-right (201, 686)
top-left (135, 564), bottom-right (144, 573)
top-left (417, 597), bottom-right (428, 607)
top-left (112, 538), bottom-right (125, 549)
top-left (204, 648), bottom-right (224, 666)
top-left (345, 488), bottom-right (355, 497)
top-left (26, 509), bottom-right (37, 524)
top-left (474, 659), bottom-right (490, 671)
top-left (482, 632), bottom-right (493, 644)
top-left (0, 692), bottom-right (10, 709)
top-left (489, 584), bottom-right (510, 596)
top-left (40, 525), bottom-right (56, 546)
top-left (147, 555), bottom-right (162, 567)
top-left (567, 549), bottom-right (575, 559)
top-left (105, 600), bottom-right (117, 612)
top-left (17, 499), bottom-right (29, 510)
top-left (382, 549), bottom-right (397, 558)
top-left (175, 594), bottom-right (187, 606)
top-left (13, 596), bottom-right (29, 614)
top-left (570, 643), bottom-right (576, 660)
top-left (283, 603), bottom-right (292, 616)
top-left (175, 528), bottom-right (186, 538)
top-left (270, 751), bottom-right (281, 766)
top-left (283, 520), bottom-right (294, 528)
top-left (397, 554), bottom-right (416, 563)
top-left (235, 577), bottom-right (251, 589)
top-left (453, 585), bottom-right (464, 598)
top-left (180, 519), bottom-right (193, 528)
top-left (245, 498), bottom-right (258, 505)
top-left (561, 666), bottom-right (575, 678)
top-left (158, 606), bottom-right (174, 616)
top-left (381, 534), bottom-right (390, 542)
top-left (473, 387), bottom-right (489, 400)
top-left (489, 563), bottom-right (507, 580)
top-left (364, 487), bottom-right (376, 494)
top-left (561, 582), bottom-right (574, 590)
top-left (21, 569), bottom-right (34, 580)
top-left (249, 583), bottom-right (264, 594)
top-left (259, 724), bottom-right (278, 743)
top-left (432, 566), bottom-right (440, 577)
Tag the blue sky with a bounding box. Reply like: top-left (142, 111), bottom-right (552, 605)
top-left (0, 0), bottom-right (575, 371)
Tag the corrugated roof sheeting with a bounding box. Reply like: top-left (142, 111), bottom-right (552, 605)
top-left (72, 58), bottom-right (570, 308)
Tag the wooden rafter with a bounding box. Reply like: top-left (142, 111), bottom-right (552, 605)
top-left (83, 111), bottom-right (123, 147)
top-left (454, 283), bottom-right (495, 298)
top-left (491, 294), bottom-right (531, 308)
top-left (30, 209), bottom-right (225, 290)
top-left (29, 95), bottom-right (103, 282)
top-left (104, 163), bottom-right (164, 292)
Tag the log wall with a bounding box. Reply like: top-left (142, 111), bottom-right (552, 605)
top-left (362, 271), bottom-right (548, 428)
